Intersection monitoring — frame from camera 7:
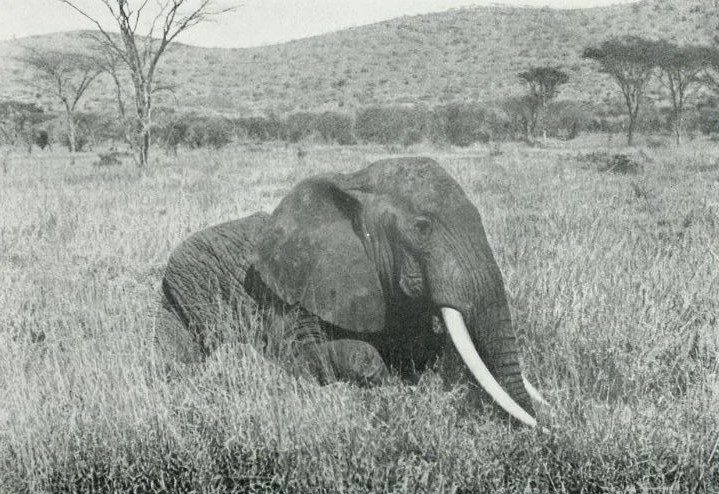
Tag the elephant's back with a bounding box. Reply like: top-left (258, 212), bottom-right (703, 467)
top-left (162, 212), bottom-right (270, 327)
top-left (195, 212), bottom-right (270, 274)
top-left (172, 212), bottom-right (268, 273)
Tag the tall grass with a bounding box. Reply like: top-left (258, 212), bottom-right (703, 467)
top-left (0, 138), bottom-right (717, 492)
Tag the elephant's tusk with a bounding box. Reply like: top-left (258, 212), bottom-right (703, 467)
top-left (522, 375), bottom-right (549, 406)
top-left (441, 307), bottom-right (537, 428)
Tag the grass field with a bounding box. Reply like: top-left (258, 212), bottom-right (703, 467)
top-left (0, 136), bottom-right (718, 492)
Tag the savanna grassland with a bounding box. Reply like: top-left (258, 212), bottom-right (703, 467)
top-left (0, 137), bottom-right (717, 492)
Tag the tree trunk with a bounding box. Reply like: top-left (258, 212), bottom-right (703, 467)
top-left (627, 118), bottom-right (634, 146)
top-left (140, 126), bottom-right (149, 167)
top-left (674, 109), bottom-right (683, 145)
top-left (134, 82), bottom-right (152, 168)
top-left (524, 118), bottom-right (531, 143)
top-left (66, 112), bottom-right (77, 153)
top-left (627, 104), bottom-right (638, 146)
top-left (623, 89), bottom-right (641, 147)
top-left (2, 149), bottom-right (9, 175)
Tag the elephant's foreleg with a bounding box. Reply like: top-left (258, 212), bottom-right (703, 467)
top-left (294, 339), bottom-right (389, 386)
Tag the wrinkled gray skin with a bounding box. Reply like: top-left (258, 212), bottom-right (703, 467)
top-left (157, 157), bottom-right (534, 418)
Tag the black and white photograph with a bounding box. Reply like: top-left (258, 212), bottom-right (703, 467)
top-left (0, 0), bottom-right (717, 491)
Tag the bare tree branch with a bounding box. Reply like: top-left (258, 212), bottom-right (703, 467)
top-left (57, 0), bottom-right (237, 166)
top-left (132, 0), bottom-right (152, 32)
top-left (59, 0), bottom-right (123, 55)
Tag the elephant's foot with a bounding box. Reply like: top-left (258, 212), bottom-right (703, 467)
top-left (295, 339), bottom-right (389, 386)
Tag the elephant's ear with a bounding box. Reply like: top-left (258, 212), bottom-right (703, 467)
top-left (254, 176), bottom-right (385, 333)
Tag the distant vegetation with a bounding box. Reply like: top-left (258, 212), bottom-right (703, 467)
top-left (583, 36), bottom-right (716, 145)
top-left (44, 0), bottom-right (238, 167)
top-left (3, 92), bottom-right (719, 156)
top-left (1, 0), bottom-right (719, 161)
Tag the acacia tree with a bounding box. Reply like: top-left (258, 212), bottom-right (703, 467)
top-left (19, 48), bottom-right (101, 152)
top-left (517, 66), bottom-right (569, 141)
top-left (652, 41), bottom-right (711, 144)
top-left (59, 0), bottom-right (235, 167)
top-left (583, 36), bottom-right (656, 146)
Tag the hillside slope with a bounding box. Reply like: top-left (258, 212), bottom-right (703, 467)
top-left (0, 0), bottom-right (715, 116)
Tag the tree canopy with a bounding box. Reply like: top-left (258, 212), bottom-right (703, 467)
top-left (651, 41), bottom-right (713, 142)
top-left (17, 49), bottom-right (101, 152)
top-left (583, 36), bottom-right (657, 145)
top-left (517, 66), bottom-right (569, 141)
top-left (518, 67), bottom-right (569, 105)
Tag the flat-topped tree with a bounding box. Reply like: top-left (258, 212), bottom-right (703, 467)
top-left (518, 66), bottom-right (569, 142)
top-left (652, 41), bottom-right (712, 144)
top-left (18, 48), bottom-right (101, 152)
top-left (58, 0), bottom-right (236, 168)
top-left (583, 36), bottom-right (656, 146)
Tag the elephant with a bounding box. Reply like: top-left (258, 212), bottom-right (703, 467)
top-left (156, 157), bottom-right (546, 427)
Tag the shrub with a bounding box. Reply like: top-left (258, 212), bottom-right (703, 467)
top-left (156, 119), bottom-right (189, 153)
top-left (692, 102), bottom-right (719, 135)
top-left (93, 151), bottom-right (127, 167)
top-left (575, 151), bottom-right (611, 171)
top-left (60, 131), bottom-right (88, 152)
top-left (543, 101), bottom-right (593, 140)
top-left (500, 95), bottom-right (538, 141)
top-left (435, 102), bottom-right (491, 146)
top-left (0, 100), bottom-right (50, 147)
top-left (356, 106), bottom-right (429, 145)
top-left (315, 111), bottom-right (355, 145)
top-left (283, 112), bottom-right (318, 143)
top-left (33, 130), bottom-right (50, 150)
top-left (599, 154), bottom-right (642, 174)
top-left (208, 118), bottom-right (235, 149)
top-left (636, 104), bottom-right (668, 133)
top-left (277, 111), bottom-right (356, 145)
top-left (186, 117), bottom-right (234, 149)
top-left (235, 115), bottom-right (281, 142)
top-left (154, 113), bottom-right (234, 150)
top-left (75, 112), bottom-right (125, 147)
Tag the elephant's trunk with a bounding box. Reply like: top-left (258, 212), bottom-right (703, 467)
top-left (474, 300), bottom-right (535, 420)
top-left (441, 308), bottom-right (537, 427)
top-left (430, 215), bottom-right (542, 425)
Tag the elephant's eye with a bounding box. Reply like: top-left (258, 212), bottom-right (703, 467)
top-left (414, 216), bottom-right (432, 236)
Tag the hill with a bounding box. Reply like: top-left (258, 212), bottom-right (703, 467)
top-left (0, 0), bottom-right (716, 117)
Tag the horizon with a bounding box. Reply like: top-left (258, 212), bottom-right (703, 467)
top-left (1, 0), bottom-right (640, 49)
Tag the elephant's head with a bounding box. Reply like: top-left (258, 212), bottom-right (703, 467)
top-left (254, 157), bottom-right (542, 426)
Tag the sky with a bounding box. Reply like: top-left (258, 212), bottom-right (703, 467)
top-left (0, 0), bottom-right (640, 48)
